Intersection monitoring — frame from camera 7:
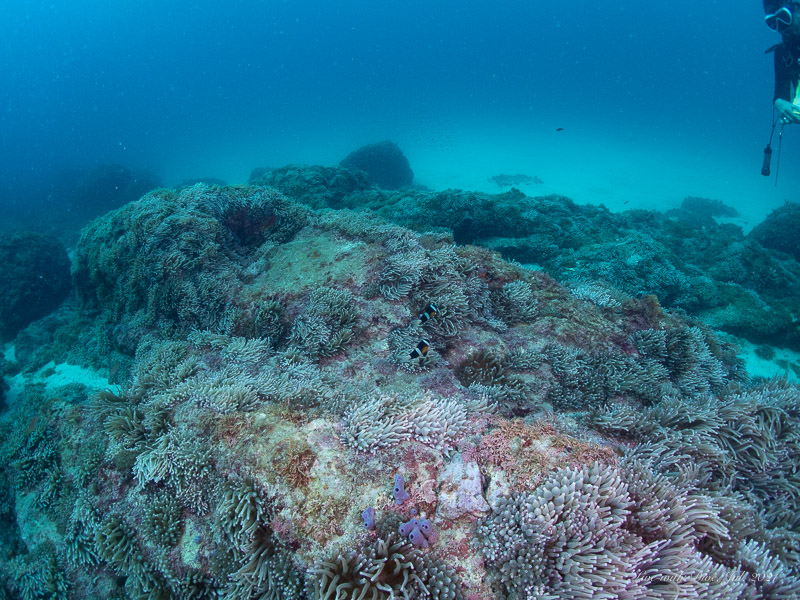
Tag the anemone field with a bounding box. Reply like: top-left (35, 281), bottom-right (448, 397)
top-left (0, 178), bottom-right (799, 599)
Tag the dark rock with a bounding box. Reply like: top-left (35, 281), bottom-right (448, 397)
top-left (748, 202), bottom-right (800, 262)
top-left (0, 164), bottom-right (161, 250)
top-left (58, 163), bottom-right (161, 219)
top-left (248, 166), bottom-right (273, 182)
top-left (755, 345), bottom-right (776, 360)
top-left (340, 141), bottom-right (413, 189)
top-left (0, 231), bottom-right (72, 341)
top-left (679, 196), bottom-right (739, 218)
top-left (665, 197), bottom-right (740, 229)
top-left (13, 311), bottom-right (63, 369)
top-left (0, 355), bottom-right (7, 410)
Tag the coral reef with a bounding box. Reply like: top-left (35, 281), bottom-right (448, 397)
top-left (308, 534), bottom-right (459, 600)
top-left (142, 490), bottom-right (183, 547)
top-left (589, 378), bottom-right (800, 528)
top-left (1, 181), bottom-right (799, 599)
top-left (477, 460), bottom-right (800, 599)
top-left (178, 176), bottom-right (228, 188)
top-left (341, 391), bottom-right (479, 454)
top-left (288, 287), bottom-right (358, 358)
top-left (251, 164), bottom-right (372, 209)
top-left (748, 201), bottom-right (800, 261)
top-left (668, 195), bottom-right (740, 223)
top-left (252, 165), bottom-right (800, 351)
top-left (72, 184), bottom-right (310, 341)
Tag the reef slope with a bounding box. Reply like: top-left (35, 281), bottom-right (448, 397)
top-left (0, 184), bottom-right (798, 599)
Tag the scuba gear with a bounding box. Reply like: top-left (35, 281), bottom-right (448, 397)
top-left (762, 140), bottom-right (773, 176)
top-left (775, 118), bottom-right (787, 186)
top-left (762, 115), bottom-right (787, 185)
top-left (764, 2), bottom-right (800, 184)
top-left (766, 6), bottom-right (793, 31)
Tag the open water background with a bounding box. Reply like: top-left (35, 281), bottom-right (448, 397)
top-left (0, 1), bottom-right (791, 228)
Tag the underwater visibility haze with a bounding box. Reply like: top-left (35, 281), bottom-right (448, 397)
top-left (0, 0), bottom-right (796, 225)
top-left (2, 1), bottom-right (800, 599)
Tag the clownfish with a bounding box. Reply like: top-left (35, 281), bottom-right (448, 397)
top-left (409, 339), bottom-right (430, 360)
top-left (418, 303), bottom-right (438, 323)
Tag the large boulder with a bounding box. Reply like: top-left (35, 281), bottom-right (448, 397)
top-left (340, 140), bottom-right (414, 189)
top-left (748, 202), bottom-right (800, 261)
top-left (0, 231), bottom-right (72, 340)
top-left (57, 163), bottom-right (162, 220)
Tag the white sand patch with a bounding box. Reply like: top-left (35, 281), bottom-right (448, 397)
top-left (729, 336), bottom-right (800, 383)
top-left (4, 360), bottom-right (110, 414)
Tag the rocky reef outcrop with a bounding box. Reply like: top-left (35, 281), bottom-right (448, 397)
top-left (256, 166), bottom-right (800, 353)
top-left (0, 182), bottom-right (798, 599)
top-left (0, 231), bottom-right (72, 341)
top-left (748, 201), bottom-right (800, 262)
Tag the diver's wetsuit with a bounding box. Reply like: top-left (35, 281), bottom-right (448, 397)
top-left (773, 38), bottom-right (800, 103)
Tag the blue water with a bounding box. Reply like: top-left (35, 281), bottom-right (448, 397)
top-left (0, 1), bottom-right (793, 227)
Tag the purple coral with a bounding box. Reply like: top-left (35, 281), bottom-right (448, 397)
top-left (393, 474), bottom-right (409, 505)
top-left (362, 506), bottom-right (376, 530)
top-left (399, 517), bottom-right (435, 548)
top-left (407, 527), bottom-right (429, 548)
top-left (418, 518), bottom-right (433, 536)
top-left (398, 518), bottom-right (419, 537)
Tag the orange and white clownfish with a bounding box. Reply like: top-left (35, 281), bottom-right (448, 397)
top-left (409, 339), bottom-right (430, 360)
top-left (418, 303), bottom-right (438, 323)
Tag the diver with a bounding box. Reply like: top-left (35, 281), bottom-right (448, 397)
top-left (764, 0), bottom-right (800, 123)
